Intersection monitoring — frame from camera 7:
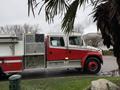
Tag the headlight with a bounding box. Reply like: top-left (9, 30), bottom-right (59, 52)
top-left (98, 49), bottom-right (102, 55)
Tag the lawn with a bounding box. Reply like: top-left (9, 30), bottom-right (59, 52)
top-left (0, 76), bottom-right (120, 90)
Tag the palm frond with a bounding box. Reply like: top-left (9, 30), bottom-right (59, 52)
top-left (28, 0), bottom-right (37, 17)
top-left (61, 0), bottom-right (102, 34)
top-left (62, 0), bottom-right (80, 34)
top-left (45, 0), bottom-right (68, 23)
top-left (93, 2), bottom-right (112, 48)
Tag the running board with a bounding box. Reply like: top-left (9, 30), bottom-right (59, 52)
top-left (47, 60), bottom-right (81, 68)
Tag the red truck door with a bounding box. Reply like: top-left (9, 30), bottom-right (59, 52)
top-left (47, 36), bottom-right (68, 61)
top-left (67, 36), bottom-right (87, 60)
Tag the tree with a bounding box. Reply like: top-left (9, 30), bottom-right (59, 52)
top-left (28, 0), bottom-right (120, 73)
top-left (74, 24), bottom-right (84, 34)
top-left (0, 24), bottom-right (40, 39)
top-left (93, 1), bottom-right (120, 73)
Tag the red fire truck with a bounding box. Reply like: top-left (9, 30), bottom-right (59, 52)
top-left (0, 32), bottom-right (103, 76)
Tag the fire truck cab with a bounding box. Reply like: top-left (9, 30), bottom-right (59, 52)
top-left (0, 32), bottom-right (103, 76)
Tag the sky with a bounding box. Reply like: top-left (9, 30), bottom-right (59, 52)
top-left (0, 0), bottom-right (97, 34)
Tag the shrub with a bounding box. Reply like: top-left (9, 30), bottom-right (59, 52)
top-left (102, 50), bottom-right (113, 55)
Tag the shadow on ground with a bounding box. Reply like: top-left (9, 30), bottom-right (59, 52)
top-left (0, 68), bottom-right (98, 81)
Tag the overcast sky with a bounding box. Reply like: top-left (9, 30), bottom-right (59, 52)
top-left (0, 0), bottom-right (97, 34)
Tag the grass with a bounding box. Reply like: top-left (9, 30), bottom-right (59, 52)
top-left (0, 76), bottom-right (120, 90)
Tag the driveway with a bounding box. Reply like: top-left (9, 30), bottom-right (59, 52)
top-left (101, 56), bottom-right (118, 72)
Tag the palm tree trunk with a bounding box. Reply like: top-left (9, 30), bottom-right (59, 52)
top-left (116, 56), bottom-right (120, 75)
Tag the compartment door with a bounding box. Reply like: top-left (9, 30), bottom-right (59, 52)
top-left (24, 34), bottom-right (45, 69)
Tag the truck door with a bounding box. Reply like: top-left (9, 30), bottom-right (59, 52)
top-left (47, 36), bottom-right (68, 61)
top-left (68, 36), bottom-right (86, 60)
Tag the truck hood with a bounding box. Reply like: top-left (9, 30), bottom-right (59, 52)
top-left (81, 45), bottom-right (102, 54)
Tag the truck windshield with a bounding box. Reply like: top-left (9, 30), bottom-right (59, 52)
top-left (69, 36), bottom-right (81, 46)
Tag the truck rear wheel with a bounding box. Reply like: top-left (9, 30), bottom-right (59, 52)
top-left (84, 57), bottom-right (101, 74)
top-left (0, 67), bottom-right (6, 78)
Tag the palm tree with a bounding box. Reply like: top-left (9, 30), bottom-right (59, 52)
top-left (28, 0), bottom-right (120, 74)
top-left (93, 0), bottom-right (120, 73)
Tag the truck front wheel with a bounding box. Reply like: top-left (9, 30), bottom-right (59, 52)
top-left (84, 57), bottom-right (101, 74)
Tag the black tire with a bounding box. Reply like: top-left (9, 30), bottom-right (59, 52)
top-left (84, 57), bottom-right (101, 74)
top-left (0, 67), bottom-right (6, 79)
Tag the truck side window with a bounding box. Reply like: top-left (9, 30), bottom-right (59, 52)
top-left (69, 36), bottom-right (81, 46)
top-left (50, 37), bottom-right (65, 47)
top-left (26, 34), bottom-right (44, 43)
top-left (35, 34), bottom-right (44, 42)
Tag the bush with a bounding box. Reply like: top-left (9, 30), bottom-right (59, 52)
top-left (102, 50), bottom-right (113, 55)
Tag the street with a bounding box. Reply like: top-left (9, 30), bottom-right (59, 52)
top-left (101, 56), bottom-right (118, 72)
top-left (20, 56), bottom-right (118, 79)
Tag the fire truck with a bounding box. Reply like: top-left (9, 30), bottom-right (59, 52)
top-left (0, 32), bottom-right (103, 76)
